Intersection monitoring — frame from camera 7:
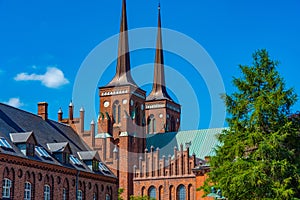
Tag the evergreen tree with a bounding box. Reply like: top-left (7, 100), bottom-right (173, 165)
top-left (205, 49), bottom-right (300, 199)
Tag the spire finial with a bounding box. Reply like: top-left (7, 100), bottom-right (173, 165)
top-left (106, 0), bottom-right (137, 87)
top-left (146, 2), bottom-right (173, 101)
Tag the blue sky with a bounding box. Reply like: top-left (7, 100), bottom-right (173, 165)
top-left (1, 0), bottom-right (300, 131)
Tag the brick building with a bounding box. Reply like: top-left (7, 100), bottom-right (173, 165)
top-left (59, 1), bottom-right (220, 199)
top-left (0, 102), bottom-right (118, 200)
top-left (0, 0), bottom-right (223, 199)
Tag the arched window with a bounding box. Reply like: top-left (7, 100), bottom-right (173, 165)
top-left (93, 184), bottom-right (98, 200)
top-left (148, 186), bottom-right (156, 199)
top-left (2, 178), bottom-right (12, 198)
top-left (44, 185), bottom-right (50, 200)
top-left (153, 118), bottom-right (156, 133)
top-left (135, 104), bottom-right (140, 125)
top-left (147, 117), bottom-right (152, 134)
top-left (63, 178), bottom-right (69, 200)
top-left (63, 188), bottom-right (68, 200)
top-left (166, 119), bottom-right (171, 132)
top-left (24, 182), bottom-right (32, 200)
top-left (188, 184), bottom-right (193, 200)
top-left (141, 186), bottom-right (146, 196)
top-left (105, 194), bottom-right (111, 200)
top-left (169, 185), bottom-right (174, 200)
top-left (77, 190), bottom-right (83, 200)
top-left (177, 185), bottom-right (186, 200)
top-left (113, 100), bottom-right (121, 124)
top-left (148, 115), bottom-right (156, 134)
top-left (171, 116), bottom-right (176, 132)
top-left (159, 186), bottom-right (163, 200)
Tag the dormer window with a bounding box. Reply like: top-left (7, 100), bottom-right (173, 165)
top-left (92, 160), bottom-right (99, 171)
top-left (0, 137), bottom-right (13, 150)
top-left (77, 151), bottom-right (101, 172)
top-left (10, 131), bottom-right (37, 157)
top-left (26, 143), bottom-right (35, 157)
top-left (47, 142), bottom-right (71, 164)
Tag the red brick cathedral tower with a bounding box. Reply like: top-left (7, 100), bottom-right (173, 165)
top-left (145, 5), bottom-right (181, 134)
top-left (97, 0), bottom-right (146, 199)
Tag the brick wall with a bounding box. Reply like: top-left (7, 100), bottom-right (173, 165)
top-left (0, 153), bottom-right (117, 200)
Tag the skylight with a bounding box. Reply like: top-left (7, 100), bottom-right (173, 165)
top-left (0, 137), bottom-right (13, 149)
top-left (70, 155), bottom-right (82, 165)
top-left (35, 146), bottom-right (51, 158)
top-left (99, 162), bottom-right (111, 174)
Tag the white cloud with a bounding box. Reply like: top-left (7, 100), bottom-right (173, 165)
top-left (14, 67), bottom-right (69, 88)
top-left (4, 98), bottom-right (24, 108)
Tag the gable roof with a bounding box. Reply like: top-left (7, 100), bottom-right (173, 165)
top-left (146, 128), bottom-right (225, 160)
top-left (47, 142), bottom-right (70, 153)
top-left (77, 151), bottom-right (100, 161)
top-left (10, 131), bottom-right (35, 144)
top-left (0, 103), bottom-right (116, 178)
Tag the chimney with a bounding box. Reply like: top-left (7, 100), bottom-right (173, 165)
top-left (69, 101), bottom-right (74, 121)
top-left (80, 107), bottom-right (84, 133)
top-left (38, 102), bottom-right (48, 120)
top-left (58, 108), bottom-right (63, 122)
top-left (90, 120), bottom-right (95, 147)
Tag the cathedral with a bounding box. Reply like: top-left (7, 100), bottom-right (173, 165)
top-left (0, 0), bottom-right (222, 199)
top-left (66, 0), bottom-right (221, 199)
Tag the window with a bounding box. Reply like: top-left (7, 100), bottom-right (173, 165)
top-left (26, 143), bottom-right (35, 157)
top-left (93, 192), bottom-right (97, 200)
top-left (177, 185), bottom-right (186, 200)
top-left (63, 188), bottom-right (68, 200)
top-left (135, 104), bottom-right (140, 125)
top-left (171, 117), bottom-right (176, 132)
top-left (113, 100), bottom-right (121, 124)
top-left (35, 146), bottom-right (51, 158)
top-left (92, 160), bottom-right (99, 171)
top-left (99, 163), bottom-right (110, 174)
top-left (148, 186), bottom-right (156, 199)
top-left (2, 178), bottom-right (12, 198)
top-left (70, 155), bottom-right (82, 165)
top-left (44, 185), bottom-right (50, 200)
top-left (77, 190), bottom-right (82, 200)
top-left (62, 153), bottom-right (70, 164)
top-left (0, 138), bottom-right (12, 149)
top-left (105, 194), bottom-right (111, 200)
top-left (24, 182), bottom-right (31, 200)
top-left (148, 115), bottom-right (156, 134)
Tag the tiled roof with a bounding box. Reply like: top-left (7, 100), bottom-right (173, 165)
top-left (47, 142), bottom-right (69, 153)
top-left (77, 151), bottom-right (100, 161)
top-left (10, 131), bottom-right (33, 143)
top-left (0, 103), bottom-right (116, 178)
top-left (146, 128), bottom-right (225, 160)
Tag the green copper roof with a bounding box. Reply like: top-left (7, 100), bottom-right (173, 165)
top-left (146, 128), bottom-right (225, 160)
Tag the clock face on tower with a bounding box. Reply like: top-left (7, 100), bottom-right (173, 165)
top-left (159, 113), bottom-right (163, 118)
top-left (122, 99), bottom-right (128, 105)
top-left (103, 101), bottom-right (110, 108)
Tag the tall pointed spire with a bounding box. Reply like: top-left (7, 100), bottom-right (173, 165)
top-left (107, 0), bottom-right (137, 87)
top-left (147, 4), bottom-right (173, 101)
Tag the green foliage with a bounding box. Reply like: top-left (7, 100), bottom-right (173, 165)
top-left (118, 187), bottom-right (155, 200)
top-left (129, 195), bottom-right (155, 200)
top-left (118, 188), bottom-right (124, 200)
top-left (203, 49), bottom-right (300, 199)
